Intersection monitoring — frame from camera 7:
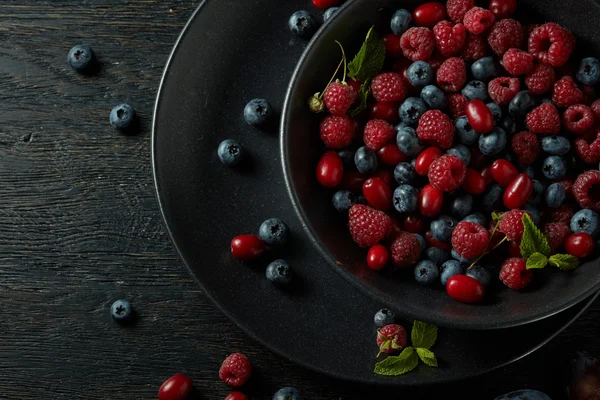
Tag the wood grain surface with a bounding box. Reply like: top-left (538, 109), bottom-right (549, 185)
top-left (0, 1), bottom-right (598, 399)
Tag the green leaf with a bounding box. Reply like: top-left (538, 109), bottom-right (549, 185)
top-left (347, 26), bottom-right (386, 82)
top-left (491, 211), bottom-right (505, 222)
top-left (416, 348), bottom-right (438, 367)
top-left (374, 347), bottom-right (419, 376)
top-left (526, 252), bottom-right (548, 269)
top-left (348, 78), bottom-right (371, 117)
top-left (520, 213), bottom-right (551, 258)
top-left (549, 253), bottom-right (580, 271)
top-left (411, 320), bottom-right (438, 350)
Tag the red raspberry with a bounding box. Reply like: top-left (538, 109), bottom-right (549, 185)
top-left (390, 231), bottom-right (422, 266)
top-left (376, 324), bottom-right (408, 354)
top-left (319, 115), bottom-right (355, 148)
top-left (416, 110), bottom-right (455, 149)
top-left (543, 222), bottom-right (571, 252)
top-left (499, 209), bottom-right (531, 243)
top-left (575, 136), bottom-right (600, 164)
top-left (488, 77), bottom-right (520, 105)
top-left (526, 103), bottom-right (561, 135)
top-left (500, 258), bottom-right (533, 290)
top-left (323, 81), bottom-right (356, 116)
top-left (363, 119), bottom-right (395, 151)
top-left (528, 23), bottom-right (575, 67)
top-left (591, 99), bottom-right (600, 124)
top-left (428, 154), bottom-right (467, 192)
top-left (447, 0), bottom-right (475, 23)
top-left (436, 57), bottom-right (467, 93)
top-left (553, 76), bottom-right (584, 108)
top-left (448, 93), bottom-right (468, 118)
top-left (573, 170), bottom-right (600, 211)
top-left (548, 204), bottom-right (574, 225)
top-left (556, 179), bottom-right (574, 199)
top-left (563, 104), bottom-right (595, 135)
top-left (371, 72), bottom-right (407, 103)
top-left (511, 131), bottom-right (540, 165)
top-left (524, 63), bottom-right (556, 94)
top-left (400, 27), bottom-right (435, 61)
top-left (463, 7), bottom-right (495, 35)
top-left (502, 48), bottom-right (534, 76)
top-left (488, 19), bottom-right (524, 56)
top-left (433, 21), bottom-right (467, 57)
top-left (525, 23), bottom-right (540, 37)
top-left (219, 353), bottom-right (252, 387)
top-left (451, 221), bottom-right (489, 259)
top-left (348, 204), bottom-right (393, 248)
top-left (461, 33), bottom-right (488, 61)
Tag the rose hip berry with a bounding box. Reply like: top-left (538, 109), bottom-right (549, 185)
top-left (565, 232), bottom-right (595, 258)
top-left (341, 171), bottom-right (366, 192)
top-left (462, 168), bottom-right (487, 195)
top-left (504, 173), bottom-right (534, 209)
top-left (446, 274), bottom-right (485, 303)
top-left (363, 177), bottom-right (393, 211)
top-left (384, 34), bottom-right (404, 59)
top-left (466, 99), bottom-right (494, 133)
top-left (420, 184), bottom-right (444, 217)
top-left (370, 102), bottom-right (399, 122)
top-left (225, 393), bottom-right (248, 400)
top-left (231, 235), bottom-right (266, 262)
top-left (378, 143), bottom-right (408, 166)
top-left (316, 151), bottom-right (344, 188)
top-left (403, 213), bottom-right (425, 233)
top-left (367, 244), bottom-right (390, 270)
top-left (312, 0), bottom-right (341, 9)
top-left (490, 0), bottom-right (517, 18)
top-left (415, 146), bottom-right (443, 176)
top-left (490, 159), bottom-right (519, 186)
top-left (413, 2), bottom-right (447, 27)
top-left (158, 374), bottom-right (193, 400)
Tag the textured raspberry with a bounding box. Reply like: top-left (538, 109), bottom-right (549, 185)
top-left (436, 57), bottom-right (467, 92)
top-left (390, 231), bottom-right (422, 266)
top-left (502, 48), bottom-right (534, 75)
top-left (319, 115), bottom-right (355, 149)
top-left (448, 93), bottom-right (468, 118)
top-left (400, 27), bottom-right (435, 61)
top-left (543, 223), bottom-right (571, 252)
top-left (364, 119), bottom-right (395, 151)
top-left (219, 353), bottom-right (252, 387)
top-left (428, 154), bottom-right (467, 192)
top-left (499, 210), bottom-right (531, 243)
top-left (416, 110), bottom-right (455, 149)
top-left (575, 136), bottom-right (600, 164)
top-left (451, 221), bottom-right (489, 259)
top-left (553, 76), bottom-right (584, 108)
top-left (563, 104), bottom-right (595, 135)
top-left (528, 23), bottom-right (575, 67)
top-left (525, 24), bottom-right (541, 38)
top-left (500, 258), bottom-right (533, 290)
top-left (323, 81), bottom-right (356, 116)
top-left (511, 131), bottom-right (540, 165)
top-left (548, 203), bottom-right (574, 225)
top-left (488, 76), bottom-right (520, 105)
top-left (591, 100), bottom-right (600, 124)
top-left (573, 170), bottom-right (600, 212)
top-left (377, 324), bottom-right (408, 354)
top-left (526, 103), bottom-right (561, 135)
top-left (447, 0), bottom-right (475, 23)
top-left (371, 72), bottom-right (407, 103)
top-left (556, 179), bottom-right (574, 199)
top-left (524, 63), bottom-right (556, 94)
top-left (433, 21), bottom-right (467, 57)
top-left (463, 7), bottom-right (495, 35)
top-left (488, 19), bottom-right (524, 56)
top-left (461, 33), bottom-right (488, 61)
top-left (348, 205), bottom-right (393, 248)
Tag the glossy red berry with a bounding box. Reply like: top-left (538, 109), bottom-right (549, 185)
top-left (446, 275), bottom-right (485, 303)
top-left (340, 171), bottom-right (366, 192)
top-left (490, 159), bottom-right (519, 186)
top-left (158, 374), bottom-right (193, 400)
top-left (565, 233), bottom-right (595, 258)
top-left (415, 146), bottom-right (443, 176)
top-left (403, 213), bottom-right (425, 233)
top-left (462, 168), bottom-right (487, 195)
top-left (413, 2), bottom-right (447, 27)
top-left (367, 244), bottom-right (390, 270)
top-left (419, 184), bottom-right (444, 217)
top-left (370, 101), bottom-right (399, 122)
top-left (363, 178), bottom-right (393, 211)
top-left (481, 166), bottom-right (494, 186)
top-left (312, 0), bottom-right (341, 9)
top-left (225, 393), bottom-right (248, 400)
top-left (503, 173), bottom-right (534, 210)
top-left (378, 143), bottom-right (408, 166)
top-left (348, 79), bottom-right (362, 94)
top-left (426, 230), bottom-right (452, 251)
top-left (507, 240), bottom-right (522, 257)
top-left (466, 99), bottom-right (494, 133)
top-left (489, 0), bottom-right (517, 18)
top-left (383, 34), bottom-right (404, 59)
top-left (316, 151), bottom-right (344, 188)
top-left (231, 235), bottom-right (266, 261)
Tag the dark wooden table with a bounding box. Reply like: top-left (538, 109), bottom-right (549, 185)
top-left (0, 1), bottom-right (598, 399)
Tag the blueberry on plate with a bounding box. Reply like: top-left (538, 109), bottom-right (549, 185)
top-left (571, 209), bottom-right (600, 238)
top-left (461, 80), bottom-right (489, 101)
top-left (523, 165), bottom-right (535, 179)
top-left (466, 266), bottom-right (492, 287)
top-left (332, 190), bottom-right (357, 212)
top-left (393, 185), bottom-right (419, 213)
top-left (430, 215), bottom-right (457, 243)
top-left (493, 389), bottom-right (552, 400)
top-left (483, 184), bottom-right (503, 211)
top-left (273, 387), bottom-right (303, 400)
top-left (322, 7), bottom-right (339, 22)
top-left (414, 260), bottom-right (439, 285)
top-left (396, 127), bottom-right (425, 157)
top-left (354, 146), bottom-right (378, 174)
top-left (440, 260), bottom-right (464, 286)
top-left (446, 144), bottom-right (471, 166)
top-left (68, 44), bottom-right (95, 71)
top-left (486, 102), bottom-right (502, 124)
top-left (462, 213), bottom-right (487, 226)
top-left (374, 308), bottom-right (396, 328)
top-left (288, 11), bottom-right (317, 38)
top-left (523, 204), bottom-right (541, 225)
top-left (217, 139), bottom-right (244, 166)
top-left (266, 260), bottom-right (292, 286)
top-left (390, 9), bottom-right (412, 36)
top-left (542, 136), bottom-right (571, 155)
top-left (109, 104), bottom-right (136, 130)
top-left (455, 116), bottom-right (479, 146)
top-left (509, 90), bottom-right (537, 117)
top-left (542, 156), bottom-right (567, 180)
top-left (421, 85), bottom-right (447, 110)
top-left (449, 193), bottom-right (473, 219)
top-left (499, 115), bottom-right (517, 135)
top-left (529, 179), bottom-right (545, 205)
top-left (479, 127), bottom-right (507, 156)
top-left (244, 98), bottom-right (273, 126)
top-left (393, 162), bottom-right (416, 185)
top-left (413, 233), bottom-right (427, 252)
top-left (425, 247), bottom-right (450, 265)
top-left (407, 61), bottom-right (433, 87)
top-left (337, 149), bottom-right (355, 169)
top-left (545, 183), bottom-right (566, 209)
top-left (259, 218), bottom-right (290, 246)
top-left (399, 97), bottom-right (427, 126)
top-left (111, 299), bottom-right (134, 322)
top-left (576, 57), bottom-right (600, 86)
top-left (471, 56), bottom-right (500, 81)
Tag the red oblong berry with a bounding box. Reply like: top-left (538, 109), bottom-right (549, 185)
top-left (312, 0), bottom-right (341, 9)
top-left (446, 275), bottom-right (485, 303)
top-left (419, 184), bottom-right (444, 217)
top-left (378, 143), bottom-right (408, 167)
top-left (503, 173), bottom-right (534, 210)
top-left (370, 101), bottom-right (399, 122)
top-left (415, 146), bottom-right (443, 176)
top-left (466, 99), bottom-right (494, 133)
top-left (481, 166), bottom-right (494, 186)
top-left (403, 213), bottom-right (425, 233)
top-left (565, 233), bottom-right (595, 258)
top-left (348, 79), bottom-right (362, 94)
top-left (383, 34), bottom-right (404, 59)
top-left (413, 2), bottom-right (447, 27)
top-left (490, 159), bottom-right (519, 186)
top-left (231, 235), bottom-right (265, 261)
top-left (316, 151), bottom-right (344, 188)
top-left (373, 169), bottom-right (395, 188)
top-left (363, 178), bottom-right (393, 211)
top-left (340, 171), bottom-right (366, 192)
top-left (225, 393), bottom-right (248, 400)
top-left (462, 168), bottom-right (487, 195)
top-left (489, 0), bottom-right (517, 18)
top-left (367, 244), bottom-right (390, 270)
top-left (158, 374), bottom-right (193, 400)
top-left (426, 230), bottom-right (452, 251)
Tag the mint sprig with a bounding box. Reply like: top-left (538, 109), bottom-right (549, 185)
top-left (411, 320), bottom-right (438, 350)
top-left (374, 347), bottom-right (419, 376)
top-left (548, 253), bottom-right (580, 271)
top-left (348, 77), bottom-right (372, 117)
top-left (347, 26), bottom-right (386, 82)
top-left (526, 252), bottom-right (548, 269)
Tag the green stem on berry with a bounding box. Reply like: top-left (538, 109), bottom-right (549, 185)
top-left (318, 57), bottom-right (344, 100)
top-left (467, 236), bottom-right (508, 270)
top-left (335, 40), bottom-right (348, 83)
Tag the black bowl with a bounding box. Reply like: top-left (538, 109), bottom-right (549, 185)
top-left (281, 0), bottom-right (600, 330)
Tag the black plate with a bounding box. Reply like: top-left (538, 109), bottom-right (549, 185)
top-left (152, 0), bottom-right (600, 385)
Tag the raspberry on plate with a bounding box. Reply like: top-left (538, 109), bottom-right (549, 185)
top-left (563, 104), bottom-right (595, 135)
top-left (376, 324), bottom-right (408, 354)
top-left (448, 93), bottom-right (468, 118)
top-left (323, 81), bottom-right (356, 116)
top-left (528, 22), bottom-right (575, 67)
top-left (500, 258), bottom-right (533, 290)
top-left (488, 76), bottom-right (520, 105)
top-left (553, 76), bottom-right (584, 108)
top-left (371, 72), bottom-right (407, 103)
top-left (433, 21), bottom-right (467, 57)
top-left (511, 131), bottom-right (540, 165)
top-left (488, 19), bottom-right (524, 56)
top-left (463, 7), bottom-right (495, 35)
top-left (573, 170), bottom-right (600, 212)
top-left (416, 109), bottom-right (455, 149)
top-left (543, 222), bottom-right (571, 251)
top-left (526, 103), bottom-right (561, 135)
top-left (525, 63), bottom-right (556, 94)
top-left (428, 154), bottom-right (467, 192)
top-left (436, 57), bottom-right (467, 92)
top-left (390, 231), bottom-right (422, 266)
top-left (447, 0), bottom-right (475, 23)
top-left (502, 48), bottom-right (534, 76)
top-left (400, 27), bottom-right (436, 61)
top-left (461, 33), bottom-right (488, 61)
top-left (499, 209), bottom-right (531, 243)
top-left (451, 221), bottom-right (489, 259)
top-left (591, 99), bottom-right (600, 124)
top-left (219, 353), bottom-right (252, 387)
top-left (348, 204), bottom-right (393, 248)
top-left (575, 135), bottom-right (600, 164)
top-left (319, 115), bottom-right (355, 148)
top-left (364, 119), bottom-right (395, 151)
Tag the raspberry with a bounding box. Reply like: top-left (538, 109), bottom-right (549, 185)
top-left (447, 0), bottom-right (475, 23)
top-left (500, 258), bottom-right (533, 290)
top-left (499, 209), bottom-right (531, 243)
top-left (428, 154), bottom-right (467, 192)
top-left (323, 81), bottom-right (356, 116)
top-left (488, 76), bottom-right (520, 105)
top-left (502, 48), bottom-right (534, 75)
top-left (543, 222), bottom-right (571, 251)
top-left (319, 115), bottom-right (355, 148)
top-left (553, 76), bottom-right (584, 108)
top-left (219, 353), bottom-right (252, 387)
top-left (390, 231), bottom-right (422, 266)
top-left (573, 170), bottom-right (600, 211)
top-left (416, 110), bottom-right (455, 149)
top-left (548, 203), bottom-right (574, 225)
top-left (461, 33), bottom-right (488, 61)
top-left (364, 119), bottom-right (395, 151)
top-left (524, 63), bottom-right (556, 94)
top-left (591, 99), bottom-right (600, 124)
top-left (575, 136), bottom-right (600, 164)
top-left (376, 324), bottom-right (408, 354)
top-left (526, 103), bottom-right (561, 135)
top-left (436, 57), bottom-right (467, 92)
top-left (528, 23), bottom-right (575, 67)
top-left (348, 204), bottom-right (393, 248)
top-left (463, 7), bottom-right (495, 35)
top-left (488, 19), bottom-right (524, 56)
top-left (451, 221), bottom-right (489, 259)
top-left (525, 23), bottom-right (541, 38)
top-left (433, 21), bottom-right (467, 57)
top-left (400, 27), bottom-right (435, 61)
top-left (563, 104), bottom-right (595, 135)
top-left (448, 93), bottom-right (468, 118)
top-left (556, 179), bottom-right (574, 199)
top-left (371, 72), bottom-right (407, 103)
top-left (511, 131), bottom-right (540, 165)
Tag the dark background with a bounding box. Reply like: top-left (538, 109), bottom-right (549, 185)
top-left (0, 1), bottom-right (598, 399)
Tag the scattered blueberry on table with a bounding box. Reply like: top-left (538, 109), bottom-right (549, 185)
top-left (109, 103), bottom-right (136, 130)
top-left (110, 299), bottom-right (135, 323)
top-left (243, 98), bottom-right (273, 126)
top-left (258, 218), bottom-right (290, 247)
top-left (288, 10), bottom-right (318, 38)
top-left (373, 308), bottom-right (396, 328)
top-left (68, 44), bottom-right (95, 71)
top-left (266, 259), bottom-right (292, 286)
top-left (218, 139), bottom-right (245, 167)
top-left (273, 387), bottom-right (303, 400)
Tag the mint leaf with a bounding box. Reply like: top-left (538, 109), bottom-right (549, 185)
top-left (411, 320), bottom-right (438, 350)
top-left (348, 78), bottom-right (371, 117)
top-left (347, 26), bottom-right (386, 83)
top-left (520, 213), bottom-right (551, 258)
top-left (526, 252), bottom-right (548, 269)
top-left (416, 348), bottom-right (438, 367)
top-left (549, 253), bottom-right (580, 271)
top-left (374, 347), bottom-right (419, 376)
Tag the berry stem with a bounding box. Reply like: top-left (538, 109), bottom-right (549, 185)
top-left (319, 57), bottom-right (344, 99)
top-left (467, 221), bottom-right (508, 270)
top-left (335, 40), bottom-right (348, 83)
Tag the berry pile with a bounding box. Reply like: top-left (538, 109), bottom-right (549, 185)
top-left (312, 0), bottom-right (600, 304)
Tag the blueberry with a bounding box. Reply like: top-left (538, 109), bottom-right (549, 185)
top-left (479, 127), bottom-right (507, 156)
top-left (493, 389), bottom-right (552, 400)
top-left (542, 136), bottom-right (571, 155)
top-left (393, 185), bottom-right (419, 213)
top-left (523, 204), bottom-right (541, 225)
top-left (471, 56), bottom-right (500, 81)
top-left (394, 121), bottom-right (410, 132)
top-left (266, 259), bottom-right (292, 286)
top-left (523, 165), bottom-right (535, 179)
top-left (244, 98), bottom-right (273, 126)
top-left (430, 215), bottom-right (457, 243)
top-left (68, 44), bottom-right (95, 71)
top-left (487, 102), bottom-right (502, 124)
top-left (374, 308), bottom-right (396, 328)
top-left (463, 213), bottom-right (487, 226)
top-left (357, 195), bottom-right (367, 205)
top-left (259, 218), bottom-right (290, 246)
top-left (273, 387), bottom-right (303, 400)
top-left (541, 97), bottom-right (553, 104)
top-left (413, 233), bottom-right (427, 251)
top-left (545, 183), bottom-right (566, 209)
top-left (332, 190), bottom-right (358, 212)
top-left (354, 146), bottom-right (378, 174)
top-left (542, 156), bottom-right (567, 180)
top-left (483, 184), bottom-right (503, 211)
top-left (529, 180), bottom-right (545, 205)
top-left (452, 249), bottom-right (473, 264)
top-left (570, 209), bottom-right (600, 238)
top-left (420, 85), bottom-right (447, 110)
top-left (449, 193), bottom-right (473, 219)
top-left (217, 139), bottom-right (244, 166)
top-left (337, 149), bottom-right (355, 168)
top-left (576, 57), bottom-right (600, 86)
top-left (393, 162), bottom-right (416, 184)
top-left (440, 260), bottom-right (465, 286)
top-left (461, 80), bottom-right (489, 101)
top-left (396, 127), bottom-right (425, 157)
top-left (509, 90), bottom-right (537, 117)
top-left (455, 116), bottom-right (479, 145)
top-left (288, 11), bottom-right (318, 38)
top-left (414, 260), bottom-right (439, 285)
top-left (399, 97), bottom-right (427, 126)
top-left (390, 9), bottom-right (413, 35)
top-left (111, 299), bottom-right (134, 322)
top-left (323, 7), bottom-right (339, 22)
top-left (109, 104), bottom-right (136, 130)
top-left (466, 266), bottom-right (492, 287)
top-left (425, 247), bottom-right (450, 265)
top-left (447, 144), bottom-right (471, 166)
top-left (407, 61), bottom-right (433, 87)
top-left (500, 115), bottom-right (517, 135)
